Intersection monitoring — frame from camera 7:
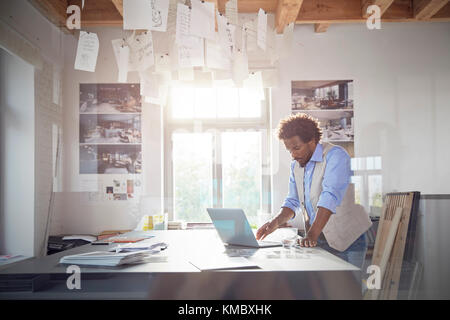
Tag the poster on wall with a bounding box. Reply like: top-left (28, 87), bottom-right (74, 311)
top-left (79, 83), bottom-right (142, 201)
top-left (291, 80), bottom-right (354, 147)
top-left (79, 83), bottom-right (142, 113)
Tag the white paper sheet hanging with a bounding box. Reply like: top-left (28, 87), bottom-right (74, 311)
top-left (175, 3), bottom-right (203, 48)
top-left (123, 0), bottom-right (152, 30)
top-left (243, 71), bottom-right (265, 100)
top-left (155, 54), bottom-right (171, 73)
top-left (257, 8), bottom-right (267, 51)
top-left (118, 45), bottom-right (130, 83)
top-left (178, 40), bottom-right (205, 68)
top-left (217, 13), bottom-right (236, 57)
top-left (189, 0), bottom-right (215, 40)
top-left (139, 71), bottom-right (160, 101)
top-left (243, 20), bottom-right (257, 52)
top-left (231, 49), bottom-right (249, 87)
top-left (206, 37), bottom-right (231, 70)
top-left (74, 31), bottom-right (99, 72)
top-left (149, 0), bottom-right (170, 32)
top-left (225, 0), bottom-right (238, 26)
top-left (127, 31), bottom-right (155, 72)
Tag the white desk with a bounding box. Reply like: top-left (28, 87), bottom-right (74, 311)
top-left (0, 230), bottom-right (361, 299)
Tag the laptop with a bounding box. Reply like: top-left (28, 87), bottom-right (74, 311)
top-left (206, 208), bottom-right (282, 248)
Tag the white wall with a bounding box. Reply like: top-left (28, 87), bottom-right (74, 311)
top-left (0, 49), bottom-right (35, 257)
top-left (0, 0), bottom-right (65, 256)
top-left (271, 22), bottom-right (450, 213)
top-left (58, 27), bottom-right (163, 235)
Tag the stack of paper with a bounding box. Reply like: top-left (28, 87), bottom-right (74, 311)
top-left (59, 250), bottom-right (152, 267)
top-left (110, 242), bottom-right (168, 253)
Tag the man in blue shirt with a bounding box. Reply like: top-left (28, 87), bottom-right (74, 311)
top-left (256, 113), bottom-right (369, 269)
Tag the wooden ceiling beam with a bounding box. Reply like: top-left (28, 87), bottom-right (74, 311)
top-left (111, 0), bottom-right (123, 17)
top-left (362, 0), bottom-right (396, 18)
top-left (296, 0), bottom-right (450, 23)
top-left (275, 0), bottom-right (304, 33)
top-left (414, 0), bottom-right (450, 19)
top-left (28, 0), bottom-right (71, 33)
top-left (314, 23), bottom-right (330, 33)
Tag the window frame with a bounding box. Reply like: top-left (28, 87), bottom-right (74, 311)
top-left (163, 88), bottom-right (272, 222)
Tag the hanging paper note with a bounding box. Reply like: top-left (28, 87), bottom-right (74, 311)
top-left (176, 3), bottom-right (202, 48)
top-left (155, 54), bottom-right (171, 73)
top-left (74, 31), bottom-right (99, 72)
top-left (225, 0), bottom-right (238, 26)
top-left (123, 0), bottom-right (152, 30)
top-left (206, 37), bottom-right (231, 70)
top-left (149, 0), bottom-right (170, 32)
top-left (118, 45), bottom-right (130, 83)
top-left (217, 13), bottom-right (236, 57)
top-left (257, 9), bottom-right (267, 51)
top-left (189, 0), bottom-right (215, 40)
top-left (140, 71), bottom-right (160, 101)
top-left (178, 40), bottom-right (205, 68)
top-left (128, 31), bottom-right (155, 72)
top-left (243, 71), bottom-right (265, 100)
top-left (243, 20), bottom-right (257, 52)
top-left (231, 50), bottom-right (249, 87)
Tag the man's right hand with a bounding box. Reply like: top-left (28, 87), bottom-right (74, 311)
top-left (256, 219), bottom-right (279, 240)
top-left (256, 208), bottom-right (295, 240)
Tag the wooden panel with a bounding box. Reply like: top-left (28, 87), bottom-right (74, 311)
top-left (276, 0), bottom-right (304, 33)
top-left (28, 0), bottom-right (69, 28)
top-left (111, 0), bottom-right (123, 16)
top-left (69, 0), bottom-right (123, 26)
top-left (432, 0), bottom-right (450, 18)
top-left (236, 0), bottom-right (278, 13)
top-left (414, 0), bottom-right (450, 19)
top-left (314, 22), bottom-right (329, 32)
top-left (362, 0), bottom-right (395, 18)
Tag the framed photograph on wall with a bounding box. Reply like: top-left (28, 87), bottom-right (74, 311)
top-left (291, 80), bottom-right (354, 156)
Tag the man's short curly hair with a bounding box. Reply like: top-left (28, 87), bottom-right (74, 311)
top-left (277, 113), bottom-right (322, 143)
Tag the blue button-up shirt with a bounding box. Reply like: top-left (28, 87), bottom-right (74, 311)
top-left (281, 143), bottom-right (351, 224)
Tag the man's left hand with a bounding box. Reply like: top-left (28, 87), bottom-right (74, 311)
top-left (299, 232), bottom-right (319, 247)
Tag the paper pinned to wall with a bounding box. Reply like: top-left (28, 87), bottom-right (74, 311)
top-left (149, 0), bottom-right (170, 32)
top-left (155, 53), bottom-right (171, 73)
top-left (178, 40), bottom-right (205, 68)
top-left (74, 31), bottom-right (99, 72)
top-left (127, 31), bottom-right (155, 72)
top-left (189, 0), bottom-right (215, 40)
top-left (217, 13), bottom-right (236, 57)
top-left (176, 3), bottom-right (203, 50)
top-left (243, 20), bottom-right (257, 52)
top-left (206, 37), bottom-right (231, 71)
top-left (243, 71), bottom-right (265, 100)
top-left (123, 0), bottom-right (152, 30)
top-left (118, 45), bottom-right (130, 83)
top-left (139, 71), bottom-right (160, 101)
top-left (257, 9), bottom-right (267, 51)
top-left (225, 0), bottom-right (238, 26)
top-left (232, 50), bottom-right (249, 87)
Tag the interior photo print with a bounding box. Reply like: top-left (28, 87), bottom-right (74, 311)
top-left (79, 114), bottom-right (142, 144)
top-left (292, 80), bottom-right (354, 142)
top-left (79, 144), bottom-right (142, 174)
top-left (79, 83), bottom-right (142, 113)
top-left (1, 0), bottom-right (450, 308)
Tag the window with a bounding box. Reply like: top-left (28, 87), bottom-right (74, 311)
top-left (351, 156), bottom-right (383, 217)
top-left (164, 87), bottom-right (271, 226)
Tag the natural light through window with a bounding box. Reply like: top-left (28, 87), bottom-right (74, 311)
top-left (170, 87), bottom-right (262, 119)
